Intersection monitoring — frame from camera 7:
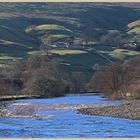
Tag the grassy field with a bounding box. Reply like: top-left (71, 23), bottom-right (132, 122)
top-left (109, 49), bottom-right (139, 60)
top-left (50, 49), bottom-right (87, 55)
top-left (128, 20), bottom-right (140, 28)
top-left (128, 20), bottom-right (140, 34)
top-left (128, 27), bottom-right (140, 34)
top-left (36, 24), bottom-right (72, 32)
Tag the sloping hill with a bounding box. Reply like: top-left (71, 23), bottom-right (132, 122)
top-left (0, 13), bottom-right (39, 58)
top-left (0, 3), bottom-right (140, 80)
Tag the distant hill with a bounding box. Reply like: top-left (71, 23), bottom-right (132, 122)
top-left (0, 3), bottom-right (140, 80)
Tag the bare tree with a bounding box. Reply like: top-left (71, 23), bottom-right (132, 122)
top-left (72, 72), bottom-right (86, 93)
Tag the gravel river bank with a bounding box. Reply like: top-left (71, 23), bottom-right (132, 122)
top-left (78, 100), bottom-right (140, 120)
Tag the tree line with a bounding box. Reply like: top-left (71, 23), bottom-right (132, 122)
top-left (0, 54), bottom-right (88, 99)
top-left (87, 54), bottom-right (140, 99)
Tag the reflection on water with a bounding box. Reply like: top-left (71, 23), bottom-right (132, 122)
top-left (0, 94), bottom-right (140, 138)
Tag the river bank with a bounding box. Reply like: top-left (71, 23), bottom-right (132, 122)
top-left (0, 95), bottom-right (41, 101)
top-left (78, 100), bottom-right (140, 120)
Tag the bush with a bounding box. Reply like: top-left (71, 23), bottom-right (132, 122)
top-left (32, 75), bottom-right (64, 97)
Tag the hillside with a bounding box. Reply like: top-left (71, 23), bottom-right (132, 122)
top-left (0, 3), bottom-right (140, 80)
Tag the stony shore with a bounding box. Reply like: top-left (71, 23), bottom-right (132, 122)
top-left (78, 100), bottom-right (140, 120)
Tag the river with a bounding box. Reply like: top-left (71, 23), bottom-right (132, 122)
top-left (0, 94), bottom-right (140, 138)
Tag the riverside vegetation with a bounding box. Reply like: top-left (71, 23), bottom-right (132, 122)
top-left (0, 54), bottom-right (67, 99)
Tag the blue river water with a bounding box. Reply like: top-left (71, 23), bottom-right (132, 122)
top-left (0, 94), bottom-right (140, 138)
